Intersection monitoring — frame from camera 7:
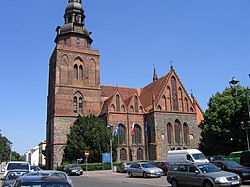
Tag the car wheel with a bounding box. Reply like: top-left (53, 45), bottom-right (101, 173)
top-left (128, 171), bottom-right (133, 177)
top-left (203, 180), bottom-right (213, 187)
top-left (143, 172), bottom-right (148, 178)
top-left (171, 179), bottom-right (179, 187)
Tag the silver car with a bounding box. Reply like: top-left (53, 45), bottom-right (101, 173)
top-left (127, 162), bottom-right (163, 178)
top-left (167, 162), bottom-right (242, 187)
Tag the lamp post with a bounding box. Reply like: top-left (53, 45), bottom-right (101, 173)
top-left (107, 124), bottom-right (113, 171)
top-left (9, 141), bottom-right (12, 161)
top-left (229, 76), bottom-right (250, 150)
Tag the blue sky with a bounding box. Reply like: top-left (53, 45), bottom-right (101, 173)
top-left (0, 0), bottom-right (250, 154)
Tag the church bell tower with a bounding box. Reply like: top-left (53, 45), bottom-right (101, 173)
top-left (46, 0), bottom-right (101, 169)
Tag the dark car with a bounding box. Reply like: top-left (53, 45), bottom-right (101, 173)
top-left (23, 170), bottom-right (73, 186)
top-left (64, 164), bottom-right (83, 176)
top-left (1, 170), bottom-right (29, 187)
top-left (12, 175), bottom-right (71, 187)
top-left (154, 161), bottom-right (174, 175)
top-left (207, 155), bottom-right (226, 162)
top-left (167, 162), bottom-right (242, 187)
top-left (240, 150), bottom-right (250, 167)
top-left (212, 160), bottom-right (250, 181)
top-left (116, 162), bottom-right (132, 173)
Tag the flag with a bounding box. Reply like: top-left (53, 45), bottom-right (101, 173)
top-left (114, 123), bottom-right (119, 136)
top-left (131, 123), bottom-right (135, 136)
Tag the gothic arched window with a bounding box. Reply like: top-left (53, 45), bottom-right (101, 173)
top-left (79, 97), bottom-right (83, 112)
top-left (137, 148), bottom-right (143, 160)
top-left (79, 65), bottom-right (83, 80)
top-left (120, 149), bottom-right (127, 161)
top-left (74, 64), bottom-right (78, 80)
top-left (73, 96), bottom-right (77, 113)
top-left (184, 97), bottom-right (188, 112)
top-left (119, 124), bottom-right (126, 145)
top-left (171, 76), bottom-right (178, 111)
top-left (162, 96), bottom-right (166, 111)
top-left (174, 120), bottom-right (182, 144)
top-left (132, 124), bottom-right (142, 144)
top-left (167, 123), bottom-right (173, 144)
top-left (183, 123), bottom-right (189, 144)
top-left (134, 96), bottom-right (138, 112)
top-left (178, 88), bottom-right (183, 111)
top-left (166, 86), bottom-right (171, 111)
top-left (116, 94), bottom-right (120, 112)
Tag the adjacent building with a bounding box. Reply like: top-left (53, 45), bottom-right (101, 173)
top-left (46, 0), bottom-right (203, 169)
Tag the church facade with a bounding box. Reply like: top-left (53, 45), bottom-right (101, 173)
top-left (46, 0), bottom-right (203, 169)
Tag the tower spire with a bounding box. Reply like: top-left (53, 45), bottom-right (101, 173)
top-left (55, 0), bottom-right (92, 44)
top-left (153, 66), bottom-right (158, 82)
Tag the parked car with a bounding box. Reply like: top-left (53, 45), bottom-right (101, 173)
top-left (3, 161), bottom-right (30, 177)
top-left (211, 160), bottom-right (250, 181)
top-left (127, 162), bottom-right (163, 178)
top-left (154, 161), bottom-right (174, 175)
top-left (23, 170), bottom-right (73, 187)
top-left (207, 155), bottom-right (226, 162)
top-left (64, 164), bottom-right (83, 175)
top-left (12, 175), bottom-right (71, 187)
top-left (30, 165), bottom-right (42, 171)
top-left (225, 151), bottom-right (242, 164)
top-left (240, 150), bottom-right (250, 167)
top-left (1, 170), bottom-right (29, 187)
top-left (167, 162), bottom-right (242, 187)
top-left (116, 162), bottom-right (132, 173)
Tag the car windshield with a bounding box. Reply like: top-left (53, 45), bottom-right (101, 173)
top-left (197, 164), bottom-right (220, 173)
top-left (224, 161), bottom-right (241, 168)
top-left (192, 153), bottom-right (207, 160)
top-left (141, 163), bottom-right (155, 168)
top-left (7, 163), bottom-right (29, 170)
top-left (20, 182), bottom-right (71, 187)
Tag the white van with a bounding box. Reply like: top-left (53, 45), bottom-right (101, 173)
top-left (167, 149), bottom-right (209, 163)
top-left (3, 161), bottom-right (30, 176)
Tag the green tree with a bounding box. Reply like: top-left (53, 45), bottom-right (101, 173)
top-left (0, 135), bottom-right (11, 162)
top-left (199, 86), bottom-right (250, 156)
top-left (63, 115), bottom-right (117, 163)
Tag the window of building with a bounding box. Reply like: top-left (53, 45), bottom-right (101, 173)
top-left (178, 88), bottom-right (183, 111)
top-left (184, 97), bottom-right (188, 112)
top-left (116, 94), bottom-right (120, 112)
top-left (79, 97), bottom-right (83, 112)
top-left (167, 123), bottom-right (173, 144)
top-left (74, 64), bottom-right (78, 80)
top-left (76, 38), bottom-right (80, 44)
top-left (73, 97), bottom-right (77, 113)
top-left (132, 124), bottom-right (142, 144)
top-left (183, 123), bottom-right (189, 144)
top-left (137, 148), bottom-right (143, 160)
top-left (130, 105), bottom-right (134, 112)
top-left (79, 65), bottom-right (83, 80)
top-left (139, 106), bottom-right (143, 113)
top-left (120, 149), bottom-right (127, 161)
top-left (171, 76), bottom-right (178, 111)
top-left (162, 96), bottom-right (166, 111)
top-left (134, 96), bottom-right (138, 112)
top-left (174, 120), bottom-right (182, 144)
top-left (121, 105), bottom-right (125, 112)
top-left (111, 104), bottom-right (115, 111)
top-left (119, 124), bottom-right (126, 145)
top-left (167, 86), bottom-right (171, 111)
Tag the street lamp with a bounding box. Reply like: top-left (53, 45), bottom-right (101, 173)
top-left (229, 76), bottom-right (250, 150)
top-left (107, 124), bottom-right (113, 171)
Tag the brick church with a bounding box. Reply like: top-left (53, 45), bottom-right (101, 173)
top-left (46, 0), bottom-right (204, 169)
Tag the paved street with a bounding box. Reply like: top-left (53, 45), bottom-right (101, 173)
top-left (1, 170), bottom-right (250, 187)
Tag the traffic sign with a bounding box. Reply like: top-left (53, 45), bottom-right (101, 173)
top-left (85, 150), bottom-right (89, 157)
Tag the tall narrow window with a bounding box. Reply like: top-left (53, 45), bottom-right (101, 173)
top-left (171, 76), bottom-right (178, 111)
top-left (73, 97), bottom-right (77, 113)
top-left (183, 123), bottom-right (189, 144)
top-left (116, 94), bottom-right (120, 112)
top-left (79, 97), bottom-right (83, 112)
top-left (79, 65), bottom-right (83, 80)
top-left (134, 96), bottom-right (138, 112)
top-left (178, 88), bottom-right (183, 111)
top-left (184, 98), bottom-right (188, 112)
top-left (166, 86), bottom-right (171, 111)
top-left (132, 124), bottom-right (142, 144)
top-left (167, 123), bottom-right (173, 144)
top-left (74, 64), bottom-right (78, 80)
top-left (162, 96), bottom-right (166, 111)
top-left (119, 124), bottom-right (126, 145)
top-left (174, 120), bottom-right (182, 144)
top-left (137, 148), bottom-right (143, 160)
top-left (120, 149), bottom-right (127, 161)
